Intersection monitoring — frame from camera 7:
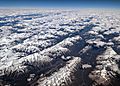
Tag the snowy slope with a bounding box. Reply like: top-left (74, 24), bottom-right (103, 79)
top-left (0, 8), bottom-right (120, 86)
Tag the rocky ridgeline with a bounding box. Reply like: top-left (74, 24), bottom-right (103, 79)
top-left (0, 9), bottom-right (120, 86)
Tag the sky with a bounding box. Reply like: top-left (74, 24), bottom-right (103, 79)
top-left (0, 0), bottom-right (120, 8)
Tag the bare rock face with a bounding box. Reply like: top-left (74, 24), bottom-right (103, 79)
top-left (0, 9), bottom-right (120, 86)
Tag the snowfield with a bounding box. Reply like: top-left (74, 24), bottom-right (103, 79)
top-left (0, 8), bottom-right (120, 86)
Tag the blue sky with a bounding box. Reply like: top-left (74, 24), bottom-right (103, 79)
top-left (0, 0), bottom-right (120, 8)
